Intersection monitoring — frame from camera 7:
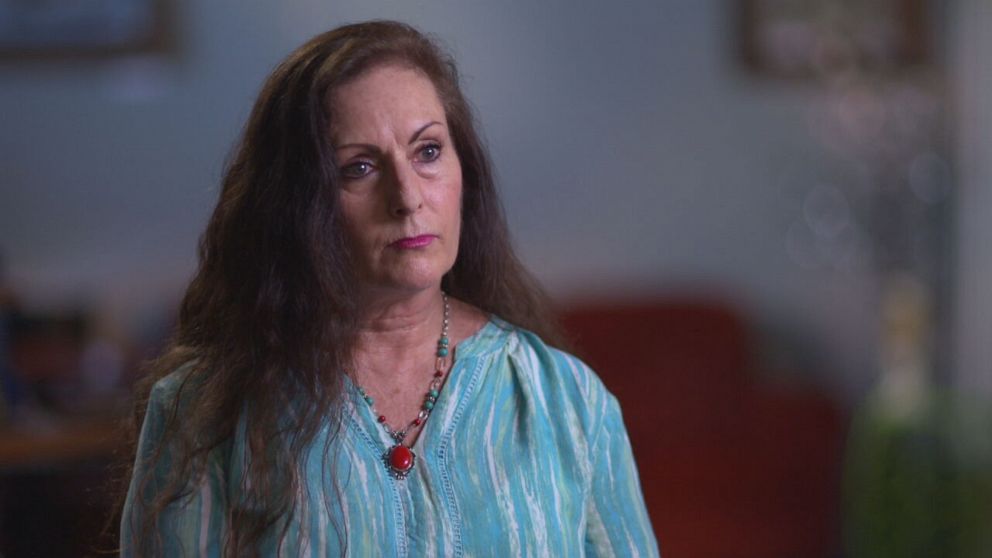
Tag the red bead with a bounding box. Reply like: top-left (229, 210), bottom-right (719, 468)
top-left (414, 418), bottom-right (422, 426)
top-left (377, 415), bottom-right (386, 423)
top-left (434, 370), bottom-right (443, 377)
top-left (389, 445), bottom-right (414, 471)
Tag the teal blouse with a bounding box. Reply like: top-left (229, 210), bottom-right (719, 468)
top-left (122, 317), bottom-right (660, 557)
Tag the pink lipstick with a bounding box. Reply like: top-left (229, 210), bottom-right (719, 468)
top-left (391, 234), bottom-right (436, 249)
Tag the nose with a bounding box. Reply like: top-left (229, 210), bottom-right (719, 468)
top-left (387, 160), bottom-right (424, 218)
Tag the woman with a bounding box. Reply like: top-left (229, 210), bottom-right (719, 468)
top-left (121, 20), bottom-right (658, 557)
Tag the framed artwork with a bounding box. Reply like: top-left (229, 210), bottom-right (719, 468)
top-left (0, 0), bottom-right (171, 59)
top-left (738, 0), bottom-right (929, 78)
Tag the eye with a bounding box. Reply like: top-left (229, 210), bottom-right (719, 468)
top-left (340, 161), bottom-right (374, 179)
top-left (416, 143), bottom-right (442, 163)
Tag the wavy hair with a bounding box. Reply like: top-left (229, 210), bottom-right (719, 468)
top-left (119, 20), bottom-right (563, 556)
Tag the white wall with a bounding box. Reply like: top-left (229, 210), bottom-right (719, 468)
top-left (951, 0), bottom-right (992, 394)
top-left (1, 1), bottom-right (896, 401)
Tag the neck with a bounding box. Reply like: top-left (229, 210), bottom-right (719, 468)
top-left (351, 288), bottom-right (445, 384)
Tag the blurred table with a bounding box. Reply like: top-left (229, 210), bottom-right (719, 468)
top-left (0, 416), bottom-right (124, 470)
top-left (0, 414), bottom-right (126, 557)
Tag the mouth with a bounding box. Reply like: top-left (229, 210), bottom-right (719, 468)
top-left (389, 234), bottom-right (437, 249)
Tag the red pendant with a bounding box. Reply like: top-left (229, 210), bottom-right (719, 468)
top-left (385, 444), bottom-right (415, 479)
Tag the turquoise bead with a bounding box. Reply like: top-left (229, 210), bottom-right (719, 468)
top-left (437, 347), bottom-right (449, 357)
top-left (424, 401), bottom-right (434, 410)
top-left (440, 337), bottom-right (449, 346)
top-left (364, 396), bottom-right (374, 405)
top-left (429, 389), bottom-right (439, 398)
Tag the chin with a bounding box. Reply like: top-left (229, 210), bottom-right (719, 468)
top-left (370, 269), bottom-right (447, 294)
top-left (361, 253), bottom-right (456, 294)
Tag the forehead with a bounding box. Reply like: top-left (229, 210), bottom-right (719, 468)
top-left (328, 64), bottom-right (447, 140)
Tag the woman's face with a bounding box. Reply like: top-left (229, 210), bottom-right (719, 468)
top-left (330, 64), bottom-right (462, 298)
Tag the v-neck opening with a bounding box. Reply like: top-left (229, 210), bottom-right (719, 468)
top-left (344, 316), bottom-right (499, 457)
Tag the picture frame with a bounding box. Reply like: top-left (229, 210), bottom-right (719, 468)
top-left (0, 0), bottom-right (171, 59)
top-left (738, 0), bottom-right (929, 78)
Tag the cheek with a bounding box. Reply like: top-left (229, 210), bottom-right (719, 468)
top-left (338, 197), bottom-right (376, 255)
top-left (447, 183), bottom-right (463, 232)
top-left (448, 160), bottom-right (464, 225)
top-left (449, 185), bottom-right (463, 259)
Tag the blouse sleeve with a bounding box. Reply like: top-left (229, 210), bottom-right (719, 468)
top-left (120, 377), bottom-right (229, 558)
top-left (584, 392), bottom-right (661, 557)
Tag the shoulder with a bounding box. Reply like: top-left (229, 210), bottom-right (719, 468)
top-left (483, 316), bottom-right (618, 428)
top-left (147, 362), bottom-right (198, 403)
top-left (507, 321), bottom-right (601, 388)
top-left (141, 361), bottom-right (205, 428)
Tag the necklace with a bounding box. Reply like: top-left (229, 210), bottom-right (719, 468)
top-left (354, 292), bottom-right (451, 480)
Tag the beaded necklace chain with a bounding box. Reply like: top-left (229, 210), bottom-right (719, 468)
top-left (354, 292), bottom-right (451, 480)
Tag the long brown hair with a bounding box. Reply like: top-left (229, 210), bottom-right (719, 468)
top-left (121, 20), bottom-right (563, 555)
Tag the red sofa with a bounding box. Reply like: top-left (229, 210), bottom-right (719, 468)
top-left (560, 299), bottom-right (845, 558)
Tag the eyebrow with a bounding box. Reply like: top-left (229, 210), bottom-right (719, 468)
top-left (333, 121), bottom-right (443, 152)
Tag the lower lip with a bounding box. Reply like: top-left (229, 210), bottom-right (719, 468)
top-left (391, 235), bottom-right (436, 249)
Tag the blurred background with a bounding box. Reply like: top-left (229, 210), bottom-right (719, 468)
top-left (0, 0), bottom-right (989, 556)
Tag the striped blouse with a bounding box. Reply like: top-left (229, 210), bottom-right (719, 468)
top-left (121, 316), bottom-right (660, 557)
